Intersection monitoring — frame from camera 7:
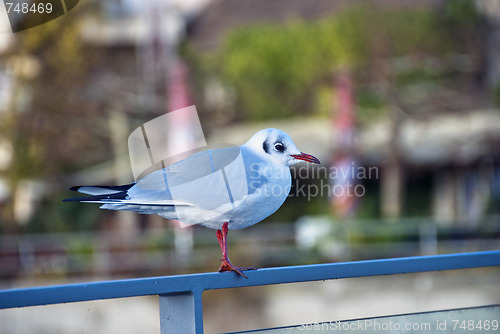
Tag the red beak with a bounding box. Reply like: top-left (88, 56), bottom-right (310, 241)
top-left (290, 152), bottom-right (320, 164)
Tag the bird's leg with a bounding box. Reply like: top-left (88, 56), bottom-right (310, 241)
top-left (217, 222), bottom-right (256, 278)
top-left (217, 222), bottom-right (246, 277)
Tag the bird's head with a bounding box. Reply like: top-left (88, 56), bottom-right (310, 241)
top-left (244, 128), bottom-right (320, 166)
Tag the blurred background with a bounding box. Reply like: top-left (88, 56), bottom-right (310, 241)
top-left (0, 0), bottom-right (499, 333)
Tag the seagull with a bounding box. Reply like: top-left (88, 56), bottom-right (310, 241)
top-left (65, 128), bottom-right (320, 277)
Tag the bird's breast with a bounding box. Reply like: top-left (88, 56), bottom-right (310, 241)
top-left (223, 164), bottom-right (291, 229)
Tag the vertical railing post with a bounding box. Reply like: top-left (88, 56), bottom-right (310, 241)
top-left (159, 290), bottom-right (204, 334)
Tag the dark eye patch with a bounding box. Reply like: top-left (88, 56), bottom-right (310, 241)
top-left (263, 140), bottom-right (270, 154)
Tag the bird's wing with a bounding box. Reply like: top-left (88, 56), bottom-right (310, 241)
top-left (130, 146), bottom-right (269, 211)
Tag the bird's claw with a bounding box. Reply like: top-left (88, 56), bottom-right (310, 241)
top-left (218, 259), bottom-right (258, 278)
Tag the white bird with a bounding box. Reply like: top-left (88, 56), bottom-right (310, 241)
top-left (65, 128), bottom-right (320, 277)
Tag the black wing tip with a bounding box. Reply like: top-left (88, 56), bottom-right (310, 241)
top-left (69, 184), bottom-right (135, 192)
top-left (65, 184), bottom-right (134, 202)
top-left (62, 196), bottom-right (86, 202)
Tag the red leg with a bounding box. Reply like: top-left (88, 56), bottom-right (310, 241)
top-left (216, 222), bottom-right (257, 278)
top-left (216, 229), bottom-right (224, 252)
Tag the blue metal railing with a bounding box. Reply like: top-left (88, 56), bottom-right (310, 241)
top-left (1, 250), bottom-right (499, 333)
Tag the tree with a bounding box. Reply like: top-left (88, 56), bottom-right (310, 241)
top-left (188, 1), bottom-right (483, 123)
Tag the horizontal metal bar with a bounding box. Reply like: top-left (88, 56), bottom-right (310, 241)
top-left (1, 250), bottom-right (499, 309)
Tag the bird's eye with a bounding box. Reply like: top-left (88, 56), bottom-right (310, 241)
top-left (274, 143), bottom-right (285, 152)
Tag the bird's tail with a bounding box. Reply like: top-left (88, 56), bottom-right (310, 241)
top-left (63, 182), bottom-right (185, 221)
top-left (63, 183), bottom-right (134, 203)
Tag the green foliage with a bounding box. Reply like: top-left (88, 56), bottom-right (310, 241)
top-left (190, 2), bottom-right (482, 123)
top-left (215, 14), bottom-right (363, 121)
top-left (442, 0), bottom-right (481, 28)
top-left (217, 21), bottom-right (332, 120)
